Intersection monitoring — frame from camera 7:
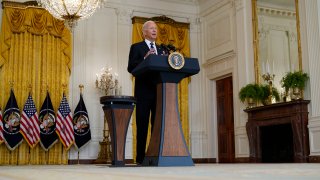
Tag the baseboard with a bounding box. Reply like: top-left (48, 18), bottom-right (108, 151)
top-left (234, 157), bottom-right (251, 163)
top-left (69, 157), bottom-right (318, 164)
top-left (309, 156), bottom-right (320, 163)
top-left (69, 158), bottom-right (253, 164)
top-left (125, 159), bottom-right (135, 164)
top-left (192, 158), bottom-right (250, 163)
top-left (192, 158), bottom-right (216, 163)
top-left (68, 159), bottom-right (134, 164)
top-left (68, 159), bottom-right (96, 164)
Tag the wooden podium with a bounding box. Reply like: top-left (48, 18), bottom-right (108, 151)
top-left (100, 95), bottom-right (136, 166)
top-left (132, 55), bottom-right (200, 166)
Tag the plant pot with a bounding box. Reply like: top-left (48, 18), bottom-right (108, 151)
top-left (291, 87), bottom-right (302, 100)
top-left (246, 98), bottom-right (256, 108)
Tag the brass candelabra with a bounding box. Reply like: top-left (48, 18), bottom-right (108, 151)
top-left (95, 115), bottom-right (112, 164)
top-left (262, 73), bottom-right (275, 104)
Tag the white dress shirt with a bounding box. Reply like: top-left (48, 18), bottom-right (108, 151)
top-left (145, 39), bottom-right (158, 55)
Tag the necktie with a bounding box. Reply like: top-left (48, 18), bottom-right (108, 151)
top-left (150, 42), bottom-right (154, 50)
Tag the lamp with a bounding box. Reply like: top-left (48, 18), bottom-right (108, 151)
top-left (36, 0), bottom-right (106, 30)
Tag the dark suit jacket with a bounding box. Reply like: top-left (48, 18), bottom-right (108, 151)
top-left (128, 41), bottom-right (165, 101)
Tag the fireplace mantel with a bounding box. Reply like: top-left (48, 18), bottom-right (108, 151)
top-left (244, 100), bottom-right (310, 163)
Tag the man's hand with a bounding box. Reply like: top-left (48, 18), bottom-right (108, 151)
top-left (144, 49), bottom-right (156, 59)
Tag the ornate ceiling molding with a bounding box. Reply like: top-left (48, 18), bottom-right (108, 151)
top-left (159, 0), bottom-right (199, 5)
top-left (1, 1), bottom-right (39, 9)
top-left (116, 8), bottom-right (134, 25)
top-left (132, 15), bottom-right (190, 29)
top-left (258, 6), bottom-right (296, 18)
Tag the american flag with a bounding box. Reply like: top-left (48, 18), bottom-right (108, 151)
top-left (56, 95), bottom-right (74, 150)
top-left (20, 95), bottom-right (40, 148)
top-left (0, 109), bottom-right (3, 143)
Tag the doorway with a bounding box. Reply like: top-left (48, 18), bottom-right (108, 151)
top-left (216, 76), bottom-right (235, 163)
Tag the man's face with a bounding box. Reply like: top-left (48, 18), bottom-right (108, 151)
top-left (143, 22), bottom-right (157, 41)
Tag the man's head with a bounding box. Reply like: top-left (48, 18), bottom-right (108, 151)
top-left (142, 21), bottom-right (157, 42)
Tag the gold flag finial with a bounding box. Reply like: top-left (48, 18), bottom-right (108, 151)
top-left (79, 84), bottom-right (84, 95)
top-left (28, 84), bottom-right (32, 96)
top-left (62, 83), bottom-right (67, 95)
top-left (9, 81), bottom-right (14, 89)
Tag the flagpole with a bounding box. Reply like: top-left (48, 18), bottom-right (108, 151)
top-left (28, 84), bottom-right (32, 96)
top-left (62, 83), bottom-right (67, 97)
top-left (28, 146), bottom-right (31, 164)
top-left (17, 148), bottom-right (19, 165)
top-left (28, 84), bottom-right (32, 165)
top-left (77, 150), bottom-right (80, 165)
top-left (45, 150), bottom-right (48, 165)
top-left (9, 80), bottom-right (14, 164)
top-left (78, 84), bottom-right (84, 165)
top-left (9, 150), bottom-right (11, 164)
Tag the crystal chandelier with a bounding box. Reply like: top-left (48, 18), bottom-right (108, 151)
top-left (36, 0), bottom-right (106, 30)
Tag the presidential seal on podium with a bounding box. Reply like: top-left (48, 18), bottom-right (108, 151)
top-left (168, 52), bottom-right (185, 70)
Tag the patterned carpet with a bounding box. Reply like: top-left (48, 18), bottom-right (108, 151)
top-left (0, 164), bottom-right (320, 180)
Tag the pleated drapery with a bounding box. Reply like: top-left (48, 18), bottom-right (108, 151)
top-left (0, 3), bottom-right (71, 165)
top-left (131, 16), bottom-right (191, 161)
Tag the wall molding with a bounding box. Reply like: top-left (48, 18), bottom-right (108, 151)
top-left (257, 6), bottom-right (296, 17)
top-left (203, 5), bottom-right (235, 61)
top-left (309, 156), bottom-right (320, 163)
top-left (105, 1), bottom-right (197, 21)
top-left (308, 116), bottom-right (320, 127)
top-left (200, 0), bottom-right (233, 17)
top-left (203, 51), bottom-right (236, 66)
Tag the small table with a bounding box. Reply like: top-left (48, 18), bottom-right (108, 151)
top-left (100, 95), bottom-right (136, 166)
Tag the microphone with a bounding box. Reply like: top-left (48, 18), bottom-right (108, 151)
top-left (167, 44), bottom-right (176, 52)
top-left (160, 43), bottom-right (170, 55)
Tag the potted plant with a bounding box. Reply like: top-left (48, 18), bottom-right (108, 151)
top-left (260, 84), bottom-right (280, 105)
top-left (239, 83), bottom-right (262, 108)
top-left (281, 71), bottom-right (309, 100)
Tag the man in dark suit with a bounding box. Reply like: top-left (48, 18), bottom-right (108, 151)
top-left (127, 20), bottom-right (166, 164)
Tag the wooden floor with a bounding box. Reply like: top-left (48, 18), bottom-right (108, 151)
top-left (0, 163), bottom-right (320, 180)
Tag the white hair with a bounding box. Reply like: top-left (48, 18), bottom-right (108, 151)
top-left (142, 20), bottom-right (156, 37)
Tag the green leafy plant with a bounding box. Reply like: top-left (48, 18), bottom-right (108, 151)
top-left (238, 83), bottom-right (263, 103)
top-left (281, 71), bottom-right (309, 90)
top-left (260, 84), bottom-right (280, 105)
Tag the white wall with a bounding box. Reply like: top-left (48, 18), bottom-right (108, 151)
top-left (300, 0), bottom-right (320, 157)
top-left (199, 0), bottom-right (254, 160)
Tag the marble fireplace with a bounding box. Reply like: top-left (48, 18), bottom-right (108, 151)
top-left (245, 100), bottom-right (310, 163)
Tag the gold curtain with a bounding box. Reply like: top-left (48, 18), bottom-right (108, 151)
top-left (0, 3), bottom-right (71, 165)
top-left (131, 16), bottom-right (190, 161)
